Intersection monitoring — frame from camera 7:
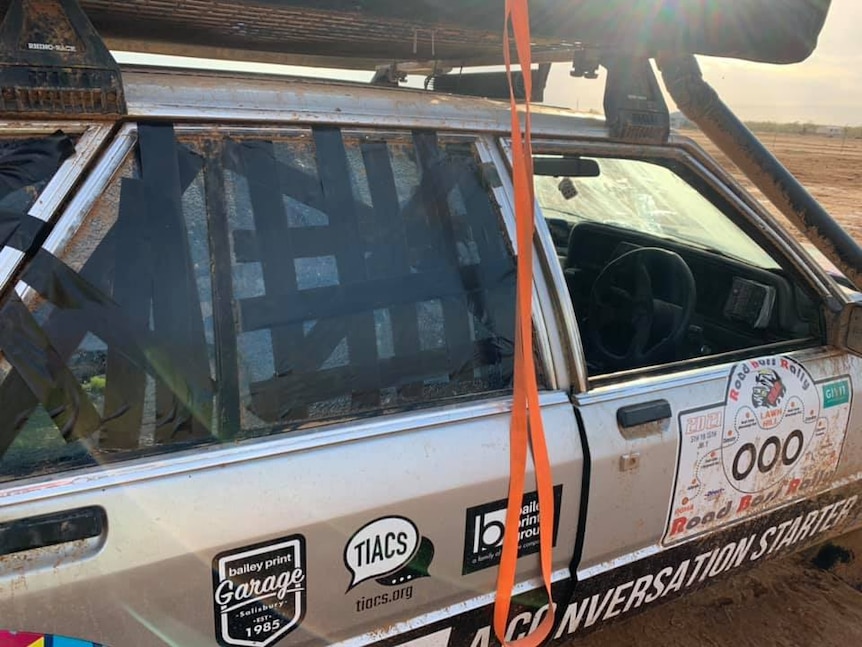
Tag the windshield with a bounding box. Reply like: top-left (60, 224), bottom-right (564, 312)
top-left (535, 156), bottom-right (779, 270)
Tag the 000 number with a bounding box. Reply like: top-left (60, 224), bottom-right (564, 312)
top-left (731, 429), bottom-right (804, 481)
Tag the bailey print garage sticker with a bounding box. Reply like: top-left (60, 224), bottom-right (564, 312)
top-left (212, 535), bottom-right (306, 647)
top-left (665, 355), bottom-right (852, 544)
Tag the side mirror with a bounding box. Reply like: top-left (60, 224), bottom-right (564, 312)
top-left (844, 301), bottom-right (862, 356)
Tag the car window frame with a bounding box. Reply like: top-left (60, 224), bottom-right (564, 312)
top-left (0, 123), bottom-right (114, 295)
top-left (520, 137), bottom-right (836, 392)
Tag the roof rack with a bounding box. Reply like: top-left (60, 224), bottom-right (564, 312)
top-left (0, 0), bottom-right (833, 119)
top-left (0, 1), bottom-right (832, 72)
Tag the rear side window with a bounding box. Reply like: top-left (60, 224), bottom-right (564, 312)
top-left (0, 124), bottom-right (522, 481)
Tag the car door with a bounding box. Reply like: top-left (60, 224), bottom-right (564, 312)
top-left (531, 142), bottom-right (862, 641)
top-left (0, 120), bottom-right (583, 647)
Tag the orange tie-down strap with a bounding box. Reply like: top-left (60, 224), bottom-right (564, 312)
top-left (494, 2), bottom-right (556, 647)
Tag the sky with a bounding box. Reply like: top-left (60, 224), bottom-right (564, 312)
top-left (116, 0), bottom-right (862, 126)
top-left (543, 0), bottom-right (862, 125)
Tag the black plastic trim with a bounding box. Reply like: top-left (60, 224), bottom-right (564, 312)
top-left (617, 399), bottom-right (672, 428)
top-left (0, 506), bottom-right (106, 556)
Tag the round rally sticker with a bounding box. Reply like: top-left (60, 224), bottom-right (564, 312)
top-left (722, 356), bottom-right (819, 493)
top-left (666, 354), bottom-right (853, 544)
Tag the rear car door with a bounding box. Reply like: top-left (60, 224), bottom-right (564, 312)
top-left (0, 121), bottom-right (583, 647)
top-left (533, 142), bottom-right (862, 641)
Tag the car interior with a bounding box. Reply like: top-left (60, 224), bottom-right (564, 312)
top-left (533, 154), bottom-right (823, 376)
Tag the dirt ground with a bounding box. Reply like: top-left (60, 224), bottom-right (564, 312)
top-left (563, 131), bottom-right (862, 646)
top-left (688, 130), bottom-right (862, 242)
top-left (577, 532), bottom-right (862, 647)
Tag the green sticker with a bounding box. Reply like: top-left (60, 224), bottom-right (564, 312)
top-left (822, 379), bottom-right (851, 408)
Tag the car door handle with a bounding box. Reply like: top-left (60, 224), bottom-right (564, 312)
top-left (0, 506), bottom-right (106, 557)
top-left (617, 399), bottom-right (672, 429)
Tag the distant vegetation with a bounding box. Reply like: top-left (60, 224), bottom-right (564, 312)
top-left (743, 121), bottom-right (862, 138)
top-left (674, 116), bottom-right (862, 138)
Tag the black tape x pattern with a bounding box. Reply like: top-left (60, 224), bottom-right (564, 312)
top-left (0, 124), bottom-right (213, 459)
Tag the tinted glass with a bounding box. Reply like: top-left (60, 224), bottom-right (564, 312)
top-left (0, 125), bottom-right (523, 481)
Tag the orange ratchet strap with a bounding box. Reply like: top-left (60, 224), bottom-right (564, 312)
top-left (494, 1), bottom-right (556, 646)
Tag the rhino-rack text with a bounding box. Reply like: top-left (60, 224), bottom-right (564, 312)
top-left (28, 42), bottom-right (77, 52)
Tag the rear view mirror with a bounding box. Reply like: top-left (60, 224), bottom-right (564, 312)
top-left (533, 156), bottom-right (600, 178)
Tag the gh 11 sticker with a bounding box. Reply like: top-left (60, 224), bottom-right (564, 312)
top-left (345, 516), bottom-right (434, 592)
top-left (665, 356), bottom-right (852, 544)
top-left (463, 485), bottom-right (563, 574)
top-left (212, 535), bottom-right (306, 647)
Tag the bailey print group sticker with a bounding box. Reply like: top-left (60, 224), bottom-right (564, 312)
top-left (212, 535), bottom-right (306, 647)
top-left (665, 355), bottom-right (852, 544)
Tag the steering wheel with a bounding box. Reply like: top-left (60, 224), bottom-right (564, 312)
top-left (587, 247), bottom-right (696, 370)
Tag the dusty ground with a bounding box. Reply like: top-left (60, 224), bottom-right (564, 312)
top-left (563, 132), bottom-right (862, 647)
top-left (687, 130), bottom-right (862, 242)
top-left (579, 533), bottom-right (862, 647)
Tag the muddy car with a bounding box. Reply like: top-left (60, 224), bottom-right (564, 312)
top-left (1, 1), bottom-right (862, 646)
